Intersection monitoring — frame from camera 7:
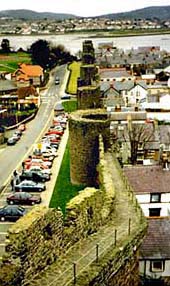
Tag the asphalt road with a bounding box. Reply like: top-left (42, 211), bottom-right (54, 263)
top-left (0, 65), bottom-right (66, 190)
top-left (0, 65), bottom-right (68, 256)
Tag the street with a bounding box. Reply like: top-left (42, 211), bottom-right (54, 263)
top-left (0, 65), bottom-right (66, 189)
top-left (0, 65), bottom-right (68, 257)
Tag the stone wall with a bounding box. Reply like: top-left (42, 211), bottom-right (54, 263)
top-left (70, 228), bottom-right (146, 286)
top-left (0, 207), bottom-right (63, 284)
top-left (77, 85), bottom-right (101, 110)
top-left (69, 109), bottom-right (110, 186)
top-left (80, 65), bottom-right (98, 86)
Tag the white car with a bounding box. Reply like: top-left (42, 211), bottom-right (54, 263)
top-left (29, 166), bottom-right (52, 175)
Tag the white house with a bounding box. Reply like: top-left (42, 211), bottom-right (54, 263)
top-left (124, 165), bottom-right (170, 283)
top-left (124, 165), bottom-right (170, 217)
top-left (124, 82), bottom-right (147, 106)
top-left (141, 94), bottom-right (170, 122)
top-left (140, 218), bottom-right (170, 282)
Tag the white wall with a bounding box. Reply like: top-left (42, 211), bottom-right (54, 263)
top-left (136, 193), bottom-right (170, 217)
top-left (140, 260), bottom-right (170, 279)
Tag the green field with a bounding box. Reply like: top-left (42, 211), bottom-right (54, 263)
top-left (49, 143), bottom-right (84, 214)
top-left (0, 52), bottom-right (32, 72)
top-left (62, 100), bottom-right (77, 113)
top-left (66, 61), bottom-right (81, 95)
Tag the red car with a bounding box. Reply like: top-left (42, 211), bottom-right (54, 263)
top-left (45, 129), bottom-right (63, 136)
top-left (7, 192), bottom-right (41, 205)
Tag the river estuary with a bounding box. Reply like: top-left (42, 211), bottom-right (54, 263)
top-left (0, 33), bottom-right (170, 54)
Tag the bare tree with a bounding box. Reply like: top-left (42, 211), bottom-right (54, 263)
top-left (123, 122), bottom-right (155, 165)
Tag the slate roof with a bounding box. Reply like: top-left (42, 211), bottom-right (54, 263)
top-left (99, 69), bottom-right (131, 79)
top-left (0, 79), bottom-right (17, 92)
top-left (140, 218), bottom-right (170, 259)
top-left (124, 165), bottom-right (170, 194)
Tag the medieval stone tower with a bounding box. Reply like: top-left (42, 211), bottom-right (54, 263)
top-left (69, 109), bottom-right (110, 186)
top-left (69, 40), bottom-right (110, 186)
top-left (77, 40), bottom-right (101, 110)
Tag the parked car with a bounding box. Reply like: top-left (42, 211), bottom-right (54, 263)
top-left (45, 129), bottom-right (64, 136)
top-left (29, 166), bottom-right (52, 175)
top-left (7, 192), bottom-right (41, 205)
top-left (25, 160), bottom-right (51, 170)
top-left (20, 170), bottom-right (50, 182)
top-left (18, 124), bottom-right (26, 131)
top-left (14, 130), bottom-right (22, 137)
top-left (61, 93), bottom-right (71, 100)
top-left (7, 137), bottom-right (18, 146)
top-left (0, 205), bottom-right (26, 222)
top-left (33, 150), bottom-right (55, 161)
top-left (25, 158), bottom-right (52, 168)
top-left (14, 180), bottom-right (46, 192)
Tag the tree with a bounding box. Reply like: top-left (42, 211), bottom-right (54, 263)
top-left (123, 121), bottom-right (154, 165)
top-left (1, 38), bottom-right (10, 53)
top-left (30, 39), bottom-right (50, 69)
top-left (29, 40), bottom-right (76, 70)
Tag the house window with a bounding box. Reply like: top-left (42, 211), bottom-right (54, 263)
top-left (150, 260), bottom-right (164, 272)
top-left (150, 193), bottom-right (161, 203)
top-left (149, 208), bottom-right (161, 217)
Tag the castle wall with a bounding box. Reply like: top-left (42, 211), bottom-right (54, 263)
top-left (77, 85), bottom-right (101, 109)
top-left (69, 109), bottom-right (110, 186)
top-left (73, 232), bottom-right (145, 286)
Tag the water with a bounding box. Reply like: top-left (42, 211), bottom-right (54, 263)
top-left (0, 33), bottom-right (170, 55)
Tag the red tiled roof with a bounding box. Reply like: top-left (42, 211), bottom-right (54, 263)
top-left (13, 63), bottom-right (43, 78)
top-left (124, 165), bottom-right (170, 194)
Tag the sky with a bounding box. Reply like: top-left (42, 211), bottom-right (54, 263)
top-left (0, 0), bottom-right (170, 17)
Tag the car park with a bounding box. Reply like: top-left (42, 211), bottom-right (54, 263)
top-left (0, 205), bottom-right (26, 222)
top-left (14, 180), bottom-right (46, 192)
top-left (20, 170), bottom-right (50, 182)
top-left (7, 192), bottom-right (41, 205)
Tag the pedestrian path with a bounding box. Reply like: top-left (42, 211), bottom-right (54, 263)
top-left (26, 152), bottom-right (143, 286)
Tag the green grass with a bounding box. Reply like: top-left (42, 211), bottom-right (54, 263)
top-left (66, 61), bottom-right (81, 95)
top-left (62, 100), bottom-right (78, 113)
top-left (0, 52), bottom-right (32, 72)
top-left (49, 144), bottom-right (84, 214)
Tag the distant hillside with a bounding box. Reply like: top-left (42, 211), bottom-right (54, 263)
top-left (99, 6), bottom-right (170, 20)
top-left (0, 9), bottom-right (77, 20)
top-left (0, 6), bottom-right (170, 21)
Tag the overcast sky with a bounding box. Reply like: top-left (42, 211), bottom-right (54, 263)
top-left (1, 0), bottom-right (170, 17)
